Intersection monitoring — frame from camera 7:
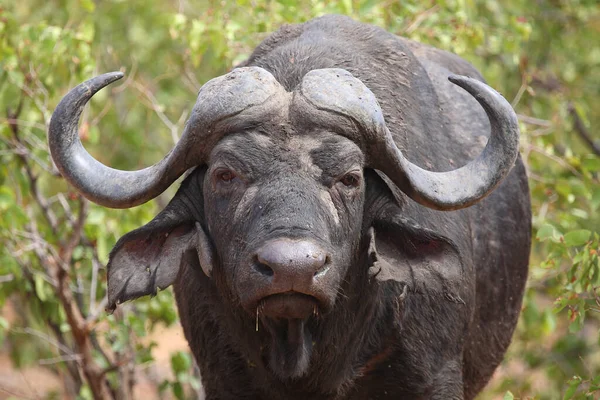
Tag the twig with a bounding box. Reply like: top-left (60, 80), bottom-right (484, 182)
top-left (568, 102), bottom-right (600, 157)
top-left (7, 69), bottom-right (51, 126)
top-left (0, 386), bottom-right (34, 400)
top-left (0, 117), bottom-right (47, 132)
top-left (101, 357), bottom-right (132, 376)
top-left (529, 126), bottom-right (554, 137)
top-left (517, 113), bottom-right (553, 127)
top-left (90, 257), bottom-right (100, 311)
top-left (511, 81), bottom-right (527, 108)
top-left (62, 197), bottom-right (88, 264)
top-left (526, 143), bottom-right (583, 177)
top-left (183, 61), bottom-right (202, 93)
top-left (39, 354), bottom-right (84, 365)
top-left (113, 62), bottom-right (137, 95)
top-left (402, 5), bottom-right (440, 34)
top-left (7, 105), bottom-right (59, 235)
top-left (15, 327), bottom-right (75, 355)
top-left (133, 80), bottom-right (181, 144)
top-left (86, 296), bottom-right (109, 329)
top-left (89, 101), bottom-right (115, 129)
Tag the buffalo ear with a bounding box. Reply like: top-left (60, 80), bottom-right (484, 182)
top-left (367, 216), bottom-right (464, 299)
top-left (364, 170), bottom-right (464, 300)
top-left (106, 170), bottom-right (215, 312)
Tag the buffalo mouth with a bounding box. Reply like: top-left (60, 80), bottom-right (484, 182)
top-left (259, 292), bottom-right (319, 320)
top-left (258, 293), bottom-right (319, 379)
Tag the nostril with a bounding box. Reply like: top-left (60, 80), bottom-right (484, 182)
top-left (253, 256), bottom-right (274, 277)
top-left (314, 255), bottom-right (331, 277)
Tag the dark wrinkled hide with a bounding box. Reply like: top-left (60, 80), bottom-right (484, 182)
top-left (108, 15), bottom-right (530, 399)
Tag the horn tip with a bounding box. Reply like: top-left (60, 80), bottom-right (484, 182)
top-left (83, 72), bottom-right (125, 98)
top-left (447, 74), bottom-right (470, 86)
top-left (103, 71), bottom-right (125, 84)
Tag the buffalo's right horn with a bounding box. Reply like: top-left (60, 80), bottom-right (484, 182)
top-left (48, 67), bottom-right (286, 208)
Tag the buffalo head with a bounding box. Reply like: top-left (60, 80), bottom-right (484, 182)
top-left (48, 66), bottom-right (519, 378)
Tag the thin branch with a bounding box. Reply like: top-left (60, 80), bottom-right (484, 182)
top-left (0, 386), bottom-right (35, 400)
top-left (8, 240), bottom-right (48, 258)
top-left (18, 370), bottom-right (44, 400)
top-left (183, 61), bottom-right (202, 93)
top-left (28, 62), bottom-right (50, 115)
top-left (0, 117), bottom-right (47, 132)
top-left (568, 102), bottom-right (600, 157)
top-left (402, 5), bottom-right (440, 34)
top-left (23, 130), bottom-right (49, 149)
top-left (527, 143), bottom-right (583, 177)
top-left (133, 80), bottom-right (181, 144)
top-left (86, 297), bottom-right (109, 329)
top-left (529, 126), bottom-right (554, 137)
top-left (39, 354), bottom-right (84, 365)
top-left (7, 105), bottom-right (59, 235)
top-left (90, 329), bottom-right (115, 370)
top-left (89, 257), bottom-right (101, 312)
top-left (15, 327), bottom-right (76, 355)
top-left (51, 193), bottom-right (106, 274)
top-left (62, 197), bottom-right (88, 263)
top-left (517, 113), bottom-right (553, 127)
top-left (89, 100), bottom-right (116, 129)
top-left (7, 70), bottom-right (51, 126)
top-left (113, 62), bottom-right (137, 94)
top-left (25, 209), bottom-right (70, 274)
top-left (511, 81), bottom-right (527, 108)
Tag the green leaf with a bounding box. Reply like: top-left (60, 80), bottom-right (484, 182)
top-left (34, 274), bottom-right (47, 302)
top-left (80, 0), bottom-right (96, 12)
top-left (568, 308), bottom-right (585, 333)
top-left (75, 22), bottom-right (95, 42)
top-left (537, 223), bottom-right (562, 242)
top-left (582, 156), bottom-right (600, 172)
top-left (592, 188), bottom-right (600, 209)
top-left (72, 245), bottom-right (84, 261)
top-left (87, 208), bottom-right (106, 225)
top-left (541, 310), bottom-right (556, 335)
top-left (0, 186), bottom-right (15, 211)
top-left (341, 0), bottom-right (353, 13)
top-left (97, 234), bottom-right (109, 264)
top-left (170, 351), bottom-right (191, 375)
top-left (172, 382), bottom-right (184, 400)
top-left (564, 230), bottom-right (591, 247)
top-left (158, 380), bottom-right (170, 393)
top-left (563, 376), bottom-right (582, 399)
top-left (503, 391), bottom-right (514, 400)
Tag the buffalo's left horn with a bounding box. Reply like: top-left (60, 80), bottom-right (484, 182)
top-left (296, 68), bottom-right (520, 211)
top-left (49, 67), bottom-right (286, 208)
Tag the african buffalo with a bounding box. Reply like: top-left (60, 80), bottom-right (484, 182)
top-left (49, 15), bottom-right (531, 400)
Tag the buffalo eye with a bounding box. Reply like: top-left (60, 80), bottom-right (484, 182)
top-left (216, 169), bottom-right (236, 183)
top-left (339, 173), bottom-right (360, 188)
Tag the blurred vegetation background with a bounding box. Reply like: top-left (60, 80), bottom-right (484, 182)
top-left (0, 0), bottom-right (598, 399)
